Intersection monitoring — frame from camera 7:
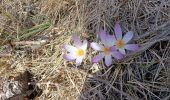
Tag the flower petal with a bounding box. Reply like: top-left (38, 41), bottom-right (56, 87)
top-left (99, 30), bottom-right (107, 45)
top-left (109, 34), bottom-right (116, 44)
top-left (64, 44), bottom-right (77, 53)
top-left (124, 44), bottom-right (139, 51)
top-left (111, 51), bottom-right (124, 60)
top-left (72, 35), bottom-right (82, 47)
top-left (106, 34), bottom-right (116, 47)
top-left (76, 57), bottom-right (83, 66)
top-left (91, 42), bottom-right (104, 51)
top-left (114, 22), bottom-right (122, 39)
top-left (110, 46), bottom-right (117, 51)
top-left (81, 40), bottom-right (88, 51)
top-left (105, 54), bottom-right (112, 66)
top-left (123, 31), bottom-right (133, 43)
top-left (119, 48), bottom-right (126, 55)
top-left (64, 54), bottom-right (76, 61)
top-left (92, 52), bottom-right (105, 63)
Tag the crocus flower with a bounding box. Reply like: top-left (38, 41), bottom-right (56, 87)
top-left (91, 30), bottom-right (123, 66)
top-left (113, 22), bottom-right (139, 54)
top-left (63, 35), bottom-right (87, 66)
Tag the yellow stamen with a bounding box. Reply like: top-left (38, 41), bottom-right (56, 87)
top-left (104, 47), bottom-right (110, 54)
top-left (117, 39), bottom-right (125, 48)
top-left (76, 49), bottom-right (85, 56)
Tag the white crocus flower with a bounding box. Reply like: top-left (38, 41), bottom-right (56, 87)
top-left (63, 36), bottom-right (87, 66)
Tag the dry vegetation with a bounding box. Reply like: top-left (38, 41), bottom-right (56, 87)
top-left (0, 0), bottom-right (170, 100)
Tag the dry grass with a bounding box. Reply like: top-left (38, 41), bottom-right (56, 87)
top-left (0, 0), bottom-right (170, 100)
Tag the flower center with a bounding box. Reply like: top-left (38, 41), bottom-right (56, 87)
top-left (117, 39), bottom-right (125, 48)
top-left (76, 49), bottom-right (85, 56)
top-left (104, 47), bottom-right (110, 54)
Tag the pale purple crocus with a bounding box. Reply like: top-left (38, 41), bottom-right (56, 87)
top-left (91, 30), bottom-right (123, 66)
top-left (63, 35), bottom-right (87, 66)
top-left (113, 22), bottom-right (139, 55)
